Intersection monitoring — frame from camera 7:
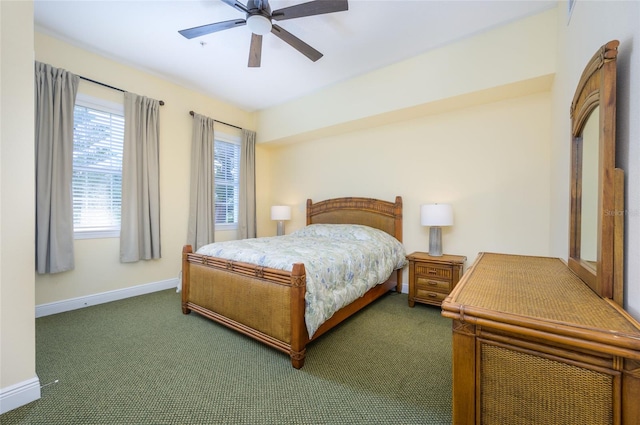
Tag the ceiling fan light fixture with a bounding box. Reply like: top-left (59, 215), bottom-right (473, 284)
top-left (247, 15), bottom-right (272, 35)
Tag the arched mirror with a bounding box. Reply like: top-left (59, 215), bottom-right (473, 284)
top-left (569, 40), bottom-right (624, 304)
top-left (579, 106), bottom-right (599, 266)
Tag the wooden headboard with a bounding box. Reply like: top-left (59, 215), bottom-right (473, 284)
top-left (306, 196), bottom-right (403, 243)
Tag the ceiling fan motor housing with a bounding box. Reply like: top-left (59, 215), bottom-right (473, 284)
top-left (246, 0), bottom-right (272, 35)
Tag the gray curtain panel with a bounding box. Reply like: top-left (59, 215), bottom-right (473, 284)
top-left (238, 129), bottom-right (256, 239)
top-left (120, 92), bottom-right (161, 262)
top-left (186, 113), bottom-right (215, 250)
top-left (34, 61), bottom-right (79, 274)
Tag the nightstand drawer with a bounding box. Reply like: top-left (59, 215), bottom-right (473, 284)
top-left (416, 277), bottom-right (451, 293)
top-left (415, 263), bottom-right (452, 281)
top-left (415, 289), bottom-right (448, 303)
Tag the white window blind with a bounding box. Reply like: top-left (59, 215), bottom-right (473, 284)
top-left (214, 137), bottom-right (241, 227)
top-left (72, 95), bottom-right (124, 238)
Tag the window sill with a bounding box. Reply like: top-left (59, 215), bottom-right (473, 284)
top-left (74, 230), bottom-right (120, 240)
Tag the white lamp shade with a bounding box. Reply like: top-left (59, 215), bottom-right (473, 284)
top-left (271, 205), bottom-right (291, 221)
top-left (421, 204), bottom-right (453, 226)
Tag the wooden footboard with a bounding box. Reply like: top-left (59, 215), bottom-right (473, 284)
top-left (182, 245), bottom-right (309, 368)
top-left (182, 246), bottom-right (401, 369)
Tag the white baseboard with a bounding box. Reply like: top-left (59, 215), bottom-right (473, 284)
top-left (0, 376), bottom-right (41, 415)
top-left (35, 277), bottom-right (400, 318)
top-left (35, 278), bottom-right (179, 318)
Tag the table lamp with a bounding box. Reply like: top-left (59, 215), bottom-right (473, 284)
top-left (271, 205), bottom-right (291, 236)
top-left (420, 204), bottom-right (453, 256)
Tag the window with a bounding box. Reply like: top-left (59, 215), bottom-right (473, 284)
top-left (214, 134), bottom-right (241, 228)
top-left (72, 94), bottom-right (125, 238)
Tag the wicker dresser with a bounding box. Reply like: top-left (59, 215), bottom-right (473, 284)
top-left (441, 252), bottom-right (640, 425)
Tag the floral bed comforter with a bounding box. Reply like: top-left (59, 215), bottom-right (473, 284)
top-left (196, 224), bottom-right (407, 337)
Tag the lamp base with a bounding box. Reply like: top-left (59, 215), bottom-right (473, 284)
top-left (429, 227), bottom-right (443, 256)
top-left (276, 221), bottom-right (285, 236)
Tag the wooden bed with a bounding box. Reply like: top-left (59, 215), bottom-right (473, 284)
top-left (181, 196), bottom-right (404, 368)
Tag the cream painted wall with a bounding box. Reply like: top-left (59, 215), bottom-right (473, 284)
top-left (264, 91), bottom-right (552, 285)
top-left (550, 1), bottom-right (640, 320)
top-left (257, 8), bottom-right (557, 288)
top-left (34, 33), bottom-right (256, 305)
top-left (258, 8), bottom-right (557, 144)
top-left (0, 0), bottom-right (39, 407)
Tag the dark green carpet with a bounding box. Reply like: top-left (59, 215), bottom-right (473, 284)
top-left (2, 290), bottom-right (452, 424)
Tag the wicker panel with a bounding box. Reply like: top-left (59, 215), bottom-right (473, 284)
top-left (455, 253), bottom-right (640, 332)
top-left (415, 263), bottom-right (452, 280)
top-left (310, 209), bottom-right (395, 235)
top-left (190, 264), bottom-right (291, 343)
top-left (481, 343), bottom-right (614, 425)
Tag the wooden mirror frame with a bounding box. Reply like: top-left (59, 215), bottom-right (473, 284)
top-left (569, 40), bottom-right (624, 304)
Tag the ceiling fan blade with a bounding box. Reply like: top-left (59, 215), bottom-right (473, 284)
top-left (220, 0), bottom-right (248, 14)
top-left (178, 19), bottom-right (246, 39)
top-left (248, 33), bottom-right (262, 67)
top-left (272, 0), bottom-right (348, 21)
top-left (271, 24), bottom-right (322, 62)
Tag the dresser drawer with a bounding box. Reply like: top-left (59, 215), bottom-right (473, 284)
top-left (416, 277), bottom-right (451, 293)
top-left (415, 289), bottom-right (448, 303)
top-left (415, 263), bottom-right (452, 281)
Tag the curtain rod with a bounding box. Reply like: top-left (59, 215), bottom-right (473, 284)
top-left (189, 110), bottom-right (242, 130)
top-left (79, 76), bottom-right (165, 106)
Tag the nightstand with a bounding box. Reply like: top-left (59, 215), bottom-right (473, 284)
top-left (407, 252), bottom-right (466, 307)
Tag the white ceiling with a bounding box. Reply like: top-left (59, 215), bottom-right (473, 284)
top-left (34, 0), bottom-right (557, 112)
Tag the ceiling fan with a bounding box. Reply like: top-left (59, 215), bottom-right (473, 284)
top-left (178, 0), bottom-right (348, 67)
